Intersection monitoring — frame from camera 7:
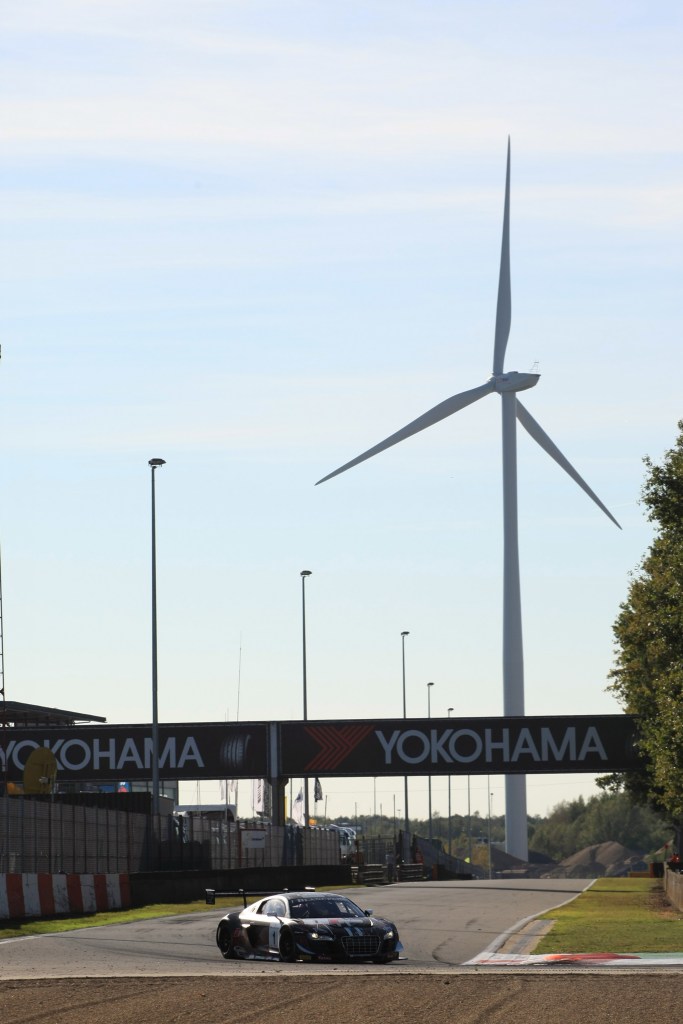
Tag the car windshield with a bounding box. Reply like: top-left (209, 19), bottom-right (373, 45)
top-left (287, 896), bottom-right (363, 919)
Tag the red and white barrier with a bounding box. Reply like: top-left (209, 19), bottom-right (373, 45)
top-left (0, 873), bottom-right (131, 919)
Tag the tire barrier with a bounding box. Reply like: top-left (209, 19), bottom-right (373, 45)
top-left (0, 872), bottom-right (131, 919)
top-left (351, 863), bottom-right (388, 885)
top-left (396, 863), bottom-right (426, 882)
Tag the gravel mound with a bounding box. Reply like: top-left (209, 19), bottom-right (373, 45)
top-left (545, 840), bottom-right (647, 878)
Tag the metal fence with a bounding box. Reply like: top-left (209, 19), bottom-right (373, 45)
top-left (0, 797), bottom-right (340, 874)
top-left (0, 797), bottom-right (477, 878)
top-left (362, 831), bottom-right (477, 880)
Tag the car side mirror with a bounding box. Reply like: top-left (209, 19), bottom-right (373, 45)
top-left (363, 909), bottom-right (373, 916)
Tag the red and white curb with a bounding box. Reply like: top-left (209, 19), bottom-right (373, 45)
top-left (466, 951), bottom-right (683, 967)
top-left (0, 873), bottom-right (131, 919)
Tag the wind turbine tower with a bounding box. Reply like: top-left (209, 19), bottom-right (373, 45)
top-left (317, 140), bottom-right (620, 860)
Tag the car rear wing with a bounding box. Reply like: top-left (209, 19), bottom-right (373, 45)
top-left (205, 886), bottom-right (315, 907)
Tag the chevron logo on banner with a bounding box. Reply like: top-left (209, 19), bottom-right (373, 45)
top-left (304, 724), bottom-right (375, 771)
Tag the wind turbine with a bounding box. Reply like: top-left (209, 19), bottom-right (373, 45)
top-left (316, 139), bottom-right (621, 860)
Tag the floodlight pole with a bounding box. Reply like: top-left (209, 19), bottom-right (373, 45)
top-left (401, 631), bottom-right (410, 842)
top-left (149, 458), bottom-right (165, 815)
top-left (301, 570), bottom-right (312, 827)
top-left (447, 707), bottom-right (454, 856)
top-left (427, 682), bottom-right (434, 843)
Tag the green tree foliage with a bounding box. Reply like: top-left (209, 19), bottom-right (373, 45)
top-left (606, 423), bottom-right (683, 821)
top-left (528, 796), bottom-right (587, 862)
top-left (350, 790), bottom-right (669, 863)
top-left (529, 792), bottom-right (670, 862)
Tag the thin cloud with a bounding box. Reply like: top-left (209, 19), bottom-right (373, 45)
top-left (3, 183), bottom-right (682, 230)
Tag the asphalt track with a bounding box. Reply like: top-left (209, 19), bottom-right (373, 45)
top-left (2, 879), bottom-right (683, 1024)
top-left (0, 879), bottom-right (595, 977)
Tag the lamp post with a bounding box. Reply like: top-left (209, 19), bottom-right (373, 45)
top-left (149, 457), bottom-right (165, 815)
top-left (447, 707), bottom-right (453, 857)
top-left (467, 773), bottom-right (473, 866)
top-left (301, 570), bottom-right (312, 826)
top-left (488, 780), bottom-right (493, 879)
top-left (401, 631), bottom-right (410, 842)
top-left (427, 681), bottom-right (434, 843)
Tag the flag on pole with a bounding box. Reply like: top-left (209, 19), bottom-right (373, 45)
top-left (220, 779), bottom-right (237, 802)
top-left (252, 778), bottom-right (265, 815)
top-left (314, 777), bottom-right (323, 802)
top-left (292, 787), bottom-right (305, 825)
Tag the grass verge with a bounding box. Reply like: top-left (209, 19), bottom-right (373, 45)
top-left (533, 878), bottom-right (683, 954)
top-left (0, 898), bottom-right (242, 940)
top-left (3, 879), bottom-right (681, 954)
top-left (0, 884), bottom-right (360, 940)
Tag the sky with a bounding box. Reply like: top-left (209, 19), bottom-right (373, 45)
top-left (1, 1), bottom-right (682, 825)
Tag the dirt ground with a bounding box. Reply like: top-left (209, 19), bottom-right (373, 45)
top-left (2, 974), bottom-right (683, 1024)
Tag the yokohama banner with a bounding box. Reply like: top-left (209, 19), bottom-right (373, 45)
top-left (278, 714), bottom-right (640, 777)
top-left (1, 723), bottom-right (270, 783)
top-left (1, 714), bottom-right (640, 782)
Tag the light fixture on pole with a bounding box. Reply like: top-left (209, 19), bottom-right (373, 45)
top-left (427, 681), bottom-right (434, 843)
top-left (447, 707), bottom-right (454, 856)
top-left (300, 570), bottom-right (312, 827)
top-left (401, 630), bottom-right (410, 842)
top-left (148, 457), bottom-right (165, 815)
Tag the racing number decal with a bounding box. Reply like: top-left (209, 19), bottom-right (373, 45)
top-left (269, 923), bottom-right (280, 951)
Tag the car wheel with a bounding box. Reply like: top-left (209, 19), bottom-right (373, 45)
top-left (216, 922), bottom-right (237, 960)
top-left (278, 928), bottom-right (297, 963)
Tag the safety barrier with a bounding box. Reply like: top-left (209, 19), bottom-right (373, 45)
top-left (0, 873), bottom-right (131, 919)
top-left (397, 863), bottom-right (425, 882)
top-left (351, 863), bottom-right (388, 885)
top-left (665, 865), bottom-right (683, 913)
top-left (0, 796), bottom-right (341, 875)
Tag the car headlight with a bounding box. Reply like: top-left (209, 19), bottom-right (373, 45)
top-left (309, 930), bottom-right (333, 941)
top-left (384, 930), bottom-right (394, 939)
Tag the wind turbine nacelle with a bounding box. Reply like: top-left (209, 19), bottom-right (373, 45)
top-left (492, 371), bottom-right (540, 394)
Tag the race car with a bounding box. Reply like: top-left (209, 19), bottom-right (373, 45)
top-left (212, 889), bottom-right (402, 963)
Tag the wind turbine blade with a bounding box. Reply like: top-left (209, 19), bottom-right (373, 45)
top-left (492, 138), bottom-right (511, 376)
top-left (316, 379), bottom-right (495, 485)
top-left (516, 400), bottom-right (621, 529)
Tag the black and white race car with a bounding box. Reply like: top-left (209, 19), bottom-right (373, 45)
top-left (210, 889), bottom-right (402, 963)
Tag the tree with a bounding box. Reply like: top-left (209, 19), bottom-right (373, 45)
top-left (528, 797), bottom-right (586, 861)
top-left (529, 793), bottom-right (669, 862)
top-left (605, 422), bottom-right (683, 822)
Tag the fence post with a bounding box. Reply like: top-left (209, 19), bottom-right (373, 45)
top-left (59, 802), bottom-right (64, 873)
top-left (32, 798), bottom-right (38, 872)
top-left (20, 796), bottom-right (25, 872)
